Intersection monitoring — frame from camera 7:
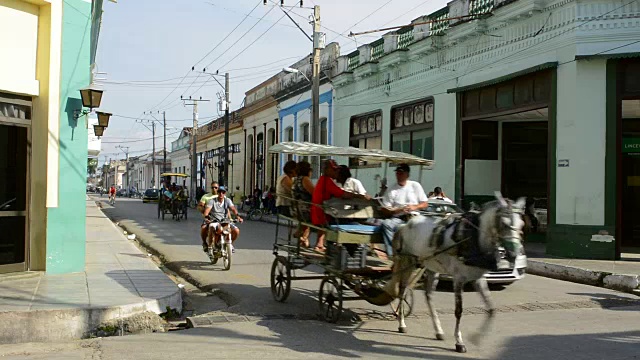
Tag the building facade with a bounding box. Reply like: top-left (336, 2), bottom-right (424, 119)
top-left (196, 112), bottom-right (244, 194)
top-left (127, 151), bottom-right (169, 191)
top-left (332, 0), bottom-right (640, 260)
top-left (0, 0), bottom-right (105, 274)
top-left (169, 128), bottom-right (191, 176)
top-left (241, 76), bottom-right (280, 194)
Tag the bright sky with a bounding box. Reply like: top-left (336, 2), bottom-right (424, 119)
top-left (96, 0), bottom-right (449, 164)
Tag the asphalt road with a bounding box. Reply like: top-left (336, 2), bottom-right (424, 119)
top-left (2, 196), bottom-right (638, 359)
top-left (95, 197), bottom-right (639, 318)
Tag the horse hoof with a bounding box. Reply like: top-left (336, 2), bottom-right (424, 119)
top-left (436, 333), bottom-right (445, 341)
top-left (456, 344), bottom-right (467, 353)
top-left (398, 327), bottom-right (407, 334)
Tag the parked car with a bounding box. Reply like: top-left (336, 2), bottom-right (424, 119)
top-left (142, 189), bottom-right (159, 203)
top-left (420, 200), bottom-right (527, 286)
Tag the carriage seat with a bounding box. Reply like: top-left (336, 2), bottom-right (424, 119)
top-left (323, 197), bottom-right (382, 219)
top-left (326, 224), bottom-right (383, 244)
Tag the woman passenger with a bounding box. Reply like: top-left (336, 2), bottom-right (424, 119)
top-left (292, 160), bottom-right (314, 247)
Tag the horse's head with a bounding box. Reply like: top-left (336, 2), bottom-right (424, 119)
top-left (478, 192), bottom-right (526, 264)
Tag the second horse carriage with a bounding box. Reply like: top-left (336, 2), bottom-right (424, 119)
top-left (158, 172), bottom-right (189, 221)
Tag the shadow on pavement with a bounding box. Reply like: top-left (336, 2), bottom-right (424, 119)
top-left (491, 330), bottom-right (640, 360)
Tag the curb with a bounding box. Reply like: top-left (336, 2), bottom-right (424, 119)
top-left (108, 218), bottom-right (237, 310)
top-left (527, 260), bottom-right (640, 294)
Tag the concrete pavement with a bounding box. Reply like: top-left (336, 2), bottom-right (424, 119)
top-left (0, 199), bottom-right (181, 343)
top-left (1, 304), bottom-right (639, 359)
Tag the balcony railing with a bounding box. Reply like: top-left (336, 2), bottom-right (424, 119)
top-left (397, 27), bottom-right (414, 49)
top-left (429, 8), bottom-right (449, 36)
top-left (370, 39), bottom-right (384, 61)
top-left (347, 51), bottom-right (360, 71)
top-left (469, 0), bottom-right (494, 17)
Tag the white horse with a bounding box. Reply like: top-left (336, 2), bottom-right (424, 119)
top-left (383, 192), bottom-right (525, 353)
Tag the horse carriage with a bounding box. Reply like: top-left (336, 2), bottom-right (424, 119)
top-left (158, 173), bottom-right (189, 221)
top-left (267, 142), bottom-right (527, 354)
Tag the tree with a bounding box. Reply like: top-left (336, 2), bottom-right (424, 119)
top-left (87, 158), bottom-right (98, 176)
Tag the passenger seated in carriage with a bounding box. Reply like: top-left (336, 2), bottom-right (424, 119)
top-left (311, 159), bottom-right (370, 252)
top-left (336, 165), bottom-right (367, 195)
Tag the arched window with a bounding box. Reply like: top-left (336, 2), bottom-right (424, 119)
top-left (320, 117), bottom-right (328, 145)
top-left (285, 127), bottom-right (294, 161)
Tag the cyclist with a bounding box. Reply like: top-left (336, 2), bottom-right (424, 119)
top-left (203, 186), bottom-right (243, 253)
top-left (108, 185), bottom-right (116, 205)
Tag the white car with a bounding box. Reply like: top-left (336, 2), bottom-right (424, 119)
top-left (420, 200), bottom-right (527, 286)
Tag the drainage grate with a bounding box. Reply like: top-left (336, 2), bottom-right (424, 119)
top-left (186, 298), bottom-right (640, 328)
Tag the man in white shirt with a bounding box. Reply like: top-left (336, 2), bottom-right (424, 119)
top-left (337, 165), bottom-right (367, 195)
top-left (428, 187), bottom-right (453, 204)
top-left (379, 163), bottom-right (429, 257)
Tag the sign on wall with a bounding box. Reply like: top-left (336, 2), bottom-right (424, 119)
top-left (622, 138), bottom-right (640, 153)
top-left (203, 143), bottom-right (241, 159)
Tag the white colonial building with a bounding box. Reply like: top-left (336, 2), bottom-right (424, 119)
top-left (331, 0), bottom-right (640, 260)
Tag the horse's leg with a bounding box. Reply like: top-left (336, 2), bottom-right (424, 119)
top-left (424, 271), bottom-right (445, 340)
top-left (469, 276), bottom-right (495, 345)
top-left (397, 282), bottom-right (408, 333)
top-left (453, 280), bottom-right (467, 353)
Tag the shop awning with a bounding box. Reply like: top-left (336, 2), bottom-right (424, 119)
top-left (575, 52), bottom-right (640, 60)
top-left (447, 62), bottom-right (558, 94)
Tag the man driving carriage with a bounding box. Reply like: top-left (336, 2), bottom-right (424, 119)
top-left (202, 185), bottom-right (243, 253)
top-left (379, 163), bottom-right (429, 258)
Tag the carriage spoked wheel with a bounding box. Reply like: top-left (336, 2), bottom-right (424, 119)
top-left (390, 288), bottom-right (414, 318)
top-left (319, 277), bottom-right (343, 323)
top-left (270, 256), bottom-right (291, 302)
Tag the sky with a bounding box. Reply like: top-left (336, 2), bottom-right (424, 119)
top-left (96, 0), bottom-right (450, 164)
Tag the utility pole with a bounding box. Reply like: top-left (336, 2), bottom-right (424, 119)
top-left (311, 5), bottom-right (321, 148)
top-left (224, 72), bottom-right (230, 188)
top-left (200, 69), bottom-right (231, 187)
top-left (117, 145), bottom-right (130, 195)
top-left (163, 111), bottom-right (167, 174)
top-left (182, 96), bottom-right (209, 205)
top-left (138, 117), bottom-right (159, 188)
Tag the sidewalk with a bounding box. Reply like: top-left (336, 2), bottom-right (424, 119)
top-left (241, 212), bottom-right (640, 294)
top-left (0, 199), bottom-right (181, 344)
top-left (525, 243), bottom-right (640, 295)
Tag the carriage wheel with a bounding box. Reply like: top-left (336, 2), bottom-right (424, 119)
top-left (319, 277), bottom-right (343, 323)
top-left (390, 288), bottom-right (414, 318)
top-left (270, 256), bottom-right (291, 302)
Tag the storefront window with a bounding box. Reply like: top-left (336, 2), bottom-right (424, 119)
top-left (349, 111), bottom-right (382, 167)
top-left (391, 99), bottom-right (434, 160)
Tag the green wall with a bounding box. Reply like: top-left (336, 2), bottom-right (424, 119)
top-left (46, 0), bottom-right (91, 274)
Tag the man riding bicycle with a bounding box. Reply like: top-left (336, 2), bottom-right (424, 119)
top-left (202, 185), bottom-right (243, 253)
top-left (108, 186), bottom-right (116, 204)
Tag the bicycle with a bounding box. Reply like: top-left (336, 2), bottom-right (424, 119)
top-left (109, 194), bottom-right (115, 206)
top-left (206, 218), bottom-right (238, 271)
top-left (247, 202), bottom-right (277, 221)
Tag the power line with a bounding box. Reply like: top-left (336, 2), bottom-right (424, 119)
top-left (194, 0), bottom-right (264, 69)
top-left (201, 5), bottom-right (277, 72)
top-left (216, 1), bottom-right (301, 72)
top-left (100, 130), bottom-right (182, 144)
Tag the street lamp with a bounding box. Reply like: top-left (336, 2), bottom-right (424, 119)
top-left (80, 84), bottom-right (104, 109)
top-left (283, 67), bottom-right (311, 83)
top-left (96, 111), bottom-right (112, 127)
top-left (93, 125), bottom-right (105, 137)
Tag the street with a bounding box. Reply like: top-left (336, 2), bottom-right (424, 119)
top-left (12, 196), bottom-right (627, 359)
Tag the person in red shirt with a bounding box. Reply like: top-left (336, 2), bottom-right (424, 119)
top-left (311, 159), bottom-right (370, 251)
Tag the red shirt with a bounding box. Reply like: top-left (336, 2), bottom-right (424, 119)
top-left (311, 175), bottom-right (344, 225)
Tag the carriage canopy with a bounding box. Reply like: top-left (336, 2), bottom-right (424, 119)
top-left (268, 142), bottom-right (433, 166)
